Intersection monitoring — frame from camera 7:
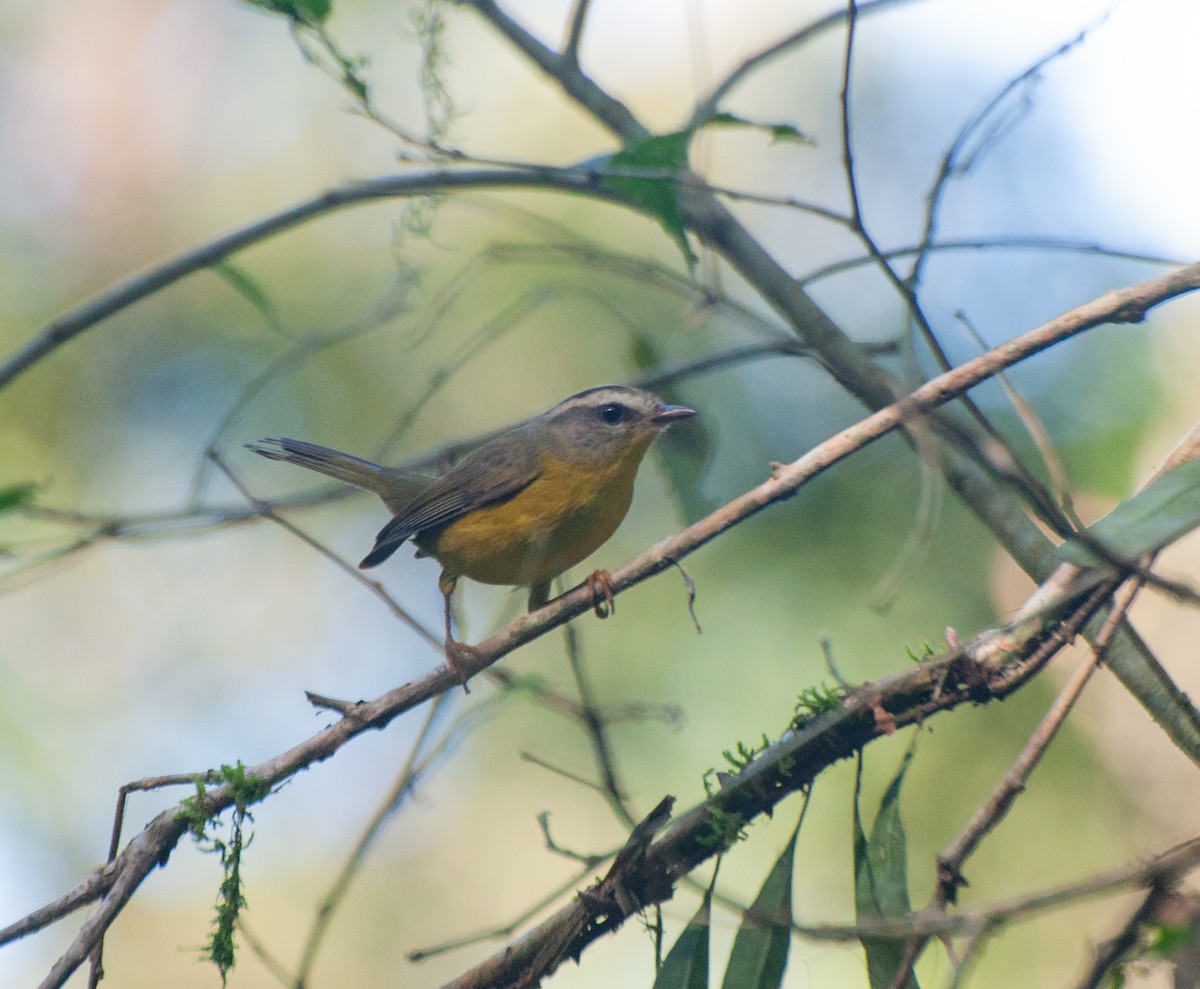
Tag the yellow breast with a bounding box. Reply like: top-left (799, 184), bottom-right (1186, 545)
top-left (423, 441), bottom-right (652, 588)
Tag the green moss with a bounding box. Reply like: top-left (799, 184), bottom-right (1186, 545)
top-left (175, 761), bottom-right (272, 984)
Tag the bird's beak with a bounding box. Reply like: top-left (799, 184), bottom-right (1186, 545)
top-left (651, 403), bottom-right (697, 425)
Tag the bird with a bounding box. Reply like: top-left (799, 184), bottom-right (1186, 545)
top-left (247, 385), bottom-right (696, 681)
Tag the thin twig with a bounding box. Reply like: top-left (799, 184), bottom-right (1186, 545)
top-left (1075, 881), bottom-right (1174, 989)
top-left (0, 167), bottom-right (633, 390)
top-left (839, 0), bottom-right (1069, 537)
top-left (798, 236), bottom-right (1182, 288)
top-left (561, 0), bottom-right (592, 64)
top-left (536, 811), bottom-right (616, 867)
top-left (937, 571), bottom-right (1146, 904)
top-left (237, 918), bottom-right (298, 988)
top-left (945, 920), bottom-right (987, 989)
top-left (210, 450), bottom-right (438, 647)
top-left (520, 752), bottom-right (607, 794)
top-left (690, 0), bottom-right (919, 126)
top-left (884, 571), bottom-right (1146, 988)
top-left (455, 0), bottom-right (647, 142)
top-left (189, 278), bottom-right (413, 502)
top-left (839, 0), bottom-right (865, 230)
top-left (953, 309), bottom-right (1082, 528)
top-left (787, 837), bottom-right (1200, 943)
top-left (910, 20), bottom-right (1105, 291)
top-left (295, 693), bottom-right (457, 984)
top-left (408, 863), bottom-right (598, 963)
top-left (561, 619), bottom-right (633, 825)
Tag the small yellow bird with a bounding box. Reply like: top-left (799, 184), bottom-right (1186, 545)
top-left (247, 385), bottom-right (695, 679)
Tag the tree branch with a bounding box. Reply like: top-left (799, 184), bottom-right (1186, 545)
top-left (0, 167), bottom-right (618, 391)
top-left (793, 837), bottom-right (1200, 943)
top-left (14, 263), bottom-right (1199, 986)
top-left (561, 0), bottom-right (592, 65)
top-left (438, 581), bottom-right (1117, 989)
top-left (454, 0), bottom-right (647, 142)
top-left (690, 0), bottom-right (920, 126)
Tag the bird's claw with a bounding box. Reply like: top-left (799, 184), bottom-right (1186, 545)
top-left (444, 638), bottom-right (480, 693)
top-left (586, 569), bottom-right (616, 619)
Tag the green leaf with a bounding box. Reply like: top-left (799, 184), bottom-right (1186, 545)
top-left (292, 0), bottom-right (330, 22)
top-left (1149, 919), bottom-right (1198, 957)
top-left (241, 0), bottom-right (330, 25)
top-left (0, 483), bottom-right (37, 515)
top-left (854, 751), bottom-right (919, 989)
top-left (720, 821), bottom-right (800, 989)
top-left (214, 262), bottom-right (276, 325)
top-left (1056, 457), bottom-right (1200, 567)
top-left (708, 112), bottom-right (813, 145)
top-left (601, 129), bottom-right (697, 270)
top-left (628, 335), bottom-right (712, 523)
top-left (597, 112), bottom-right (809, 270)
top-left (654, 884), bottom-right (712, 989)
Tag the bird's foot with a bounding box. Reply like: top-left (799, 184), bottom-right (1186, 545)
top-left (444, 637), bottom-right (480, 692)
top-left (586, 569), bottom-right (616, 619)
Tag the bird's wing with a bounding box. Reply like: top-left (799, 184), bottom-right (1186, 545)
top-left (359, 425), bottom-right (540, 569)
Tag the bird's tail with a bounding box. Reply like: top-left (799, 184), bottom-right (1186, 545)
top-left (246, 438), bottom-right (429, 513)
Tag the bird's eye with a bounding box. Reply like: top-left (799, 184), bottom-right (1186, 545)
top-left (598, 403), bottom-right (626, 425)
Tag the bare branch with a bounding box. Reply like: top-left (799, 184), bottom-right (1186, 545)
top-left (296, 693), bottom-right (456, 983)
top-left (561, 619), bottom-right (633, 825)
top-left (911, 20), bottom-right (1106, 290)
top-left (0, 167), bottom-right (621, 391)
top-left (454, 0), bottom-right (646, 141)
top-left (888, 413), bottom-right (1200, 984)
top-left (409, 862), bottom-right (600, 963)
top-left (212, 450), bottom-right (438, 645)
top-left (938, 572), bottom-right (1145, 904)
top-left (798, 236), bottom-right (1183, 287)
top-left (1076, 885), bottom-right (1189, 989)
top-left (690, 0), bottom-right (920, 126)
top-left (562, 0), bottom-right (592, 65)
top-left (839, 0), bottom-right (1070, 540)
top-left (801, 837), bottom-right (1200, 943)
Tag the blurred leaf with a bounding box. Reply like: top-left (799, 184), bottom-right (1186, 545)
top-left (601, 130), bottom-right (697, 270)
top-left (242, 0), bottom-right (330, 25)
top-left (654, 884), bottom-right (712, 989)
top-left (598, 113), bottom-right (809, 269)
top-left (720, 818), bottom-right (800, 989)
top-left (1150, 920), bottom-right (1197, 957)
top-left (292, 0), bottom-right (331, 21)
top-left (656, 418), bottom-right (712, 524)
top-left (214, 262), bottom-right (276, 325)
top-left (1056, 458), bottom-right (1200, 566)
top-left (0, 482), bottom-right (37, 515)
top-left (709, 112), bottom-right (813, 145)
top-left (629, 335), bottom-right (713, 522)
top-left (854, 750), bottom-right (919, 989)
